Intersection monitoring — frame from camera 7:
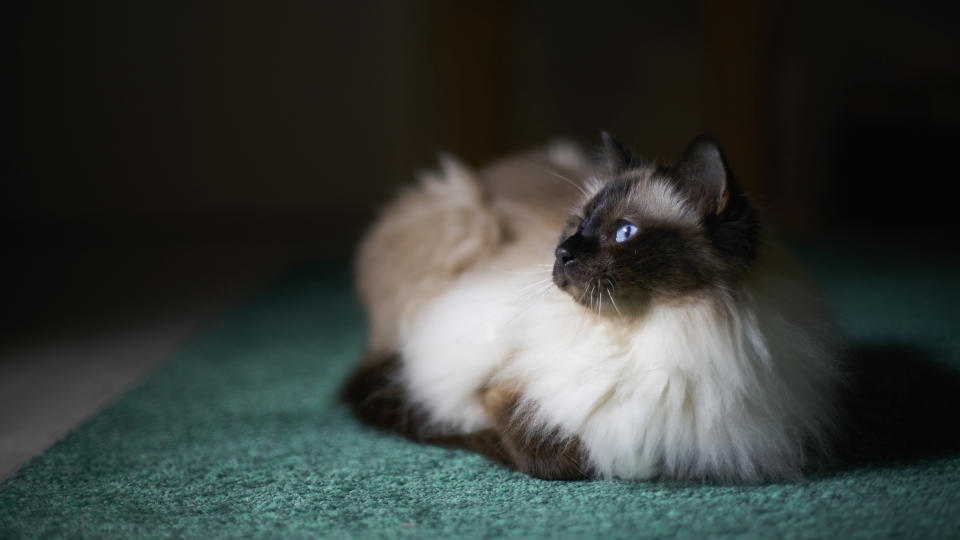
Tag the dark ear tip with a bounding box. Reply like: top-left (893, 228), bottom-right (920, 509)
top-left (687, 133), bottom-right (721, 150)
top-left (681, 134), bottom-right (727, 168)
top-left (599, 131), bottom-right (638, 171)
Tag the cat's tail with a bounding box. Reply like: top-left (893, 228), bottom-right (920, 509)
top-left (356, 155), bottom-right (502, 351)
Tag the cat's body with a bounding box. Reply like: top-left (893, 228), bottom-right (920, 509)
top-left (345, 135), bottom-right (839, 482)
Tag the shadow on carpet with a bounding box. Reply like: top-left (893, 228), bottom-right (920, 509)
top-left (837, 343), bottom-right (960, 468)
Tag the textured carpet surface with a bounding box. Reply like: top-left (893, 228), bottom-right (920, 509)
top-left (2, 235), bottom-right (960, 538)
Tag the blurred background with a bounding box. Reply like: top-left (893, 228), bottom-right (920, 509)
top-left (3, 1), bottom-right (958, 478)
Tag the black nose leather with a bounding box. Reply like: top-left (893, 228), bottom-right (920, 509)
top-left (555, 246), bottom-right (574, 266)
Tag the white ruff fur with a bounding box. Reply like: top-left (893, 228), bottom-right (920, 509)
top-left (380, 151), bottom-right (838, 482)
top-left (401, 259), bottom-right (836, 481)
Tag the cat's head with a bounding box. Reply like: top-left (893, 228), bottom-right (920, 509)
top-left (552, 133), bottom-right (760, 314)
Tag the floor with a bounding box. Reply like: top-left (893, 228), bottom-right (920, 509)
top-left (0, 243), bottom-right (309, 481)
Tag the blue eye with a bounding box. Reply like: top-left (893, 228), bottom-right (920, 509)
top-left (614, 222), bottom-right (638, 243)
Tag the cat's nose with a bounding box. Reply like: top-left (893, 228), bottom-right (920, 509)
top-left (555, 246), bottom-right (574, 266)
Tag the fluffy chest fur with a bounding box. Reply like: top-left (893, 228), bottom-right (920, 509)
top-left (399, 256), bottom-right (835, 480)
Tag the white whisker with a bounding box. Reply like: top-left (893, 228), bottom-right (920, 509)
top-left (597, 280), bottom-right (603, 315)
top-left (606, 287), bottom-right (622, 316)
top-left (494, 269), bottom-right (552, 275)
top-left (539, 166), bottom-right (588, 198)
top-left (516, 277), bottom-right (552, 290)
top-left (513, 289), bottom-right (552, 311)
top-left (514, 280), bottom-right (554, 301)
top-left (504, 281), bottom-right (555, 326)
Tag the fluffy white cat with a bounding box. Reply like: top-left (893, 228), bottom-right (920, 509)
top-left (344, 134), bottom-right (840, 482)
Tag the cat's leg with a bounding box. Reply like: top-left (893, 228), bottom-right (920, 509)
top-left (477, 382), bottom-right (591, 480)
top-left (342, 354), bottom-right (589, 479)
top-left (340, 351), bottom-right (432, 441)
top-left (342, 352), bottom-right (513, 468)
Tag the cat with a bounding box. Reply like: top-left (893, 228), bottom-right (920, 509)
top-left (343, 133), bottom-right (840, 482)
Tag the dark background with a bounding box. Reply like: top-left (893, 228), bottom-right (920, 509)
top-left (4, 1), bottom-right (959, 339)
top-left (8, 1), bottom-right (960, 249)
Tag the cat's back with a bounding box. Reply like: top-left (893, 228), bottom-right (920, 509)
top-left (356, 144), bottom-right (590, 352)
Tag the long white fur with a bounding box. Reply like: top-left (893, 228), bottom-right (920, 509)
top-left (390, 152), bottom-right (838, 482)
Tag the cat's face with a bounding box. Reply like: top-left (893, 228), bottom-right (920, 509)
top-left (552, 134), bottom-right (759, 314)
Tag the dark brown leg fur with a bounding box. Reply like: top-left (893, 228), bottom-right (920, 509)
top-left (341, 352), bottom-right (590, 480)
top-left (340, 351), bottom-right (430, 440)
top-left (482, 390), bottom-right (589, 480)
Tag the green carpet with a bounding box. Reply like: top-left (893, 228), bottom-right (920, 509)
top-left (3, 235), bottom-right (960, 538)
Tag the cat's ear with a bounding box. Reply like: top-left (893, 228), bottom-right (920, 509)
top-left (600, 131), bottom-right (640, 172)
top-left (673, 134), bottom-right (732, 215)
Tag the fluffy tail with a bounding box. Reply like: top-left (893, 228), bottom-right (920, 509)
top-left (356, 155), bottom-right (502, 351)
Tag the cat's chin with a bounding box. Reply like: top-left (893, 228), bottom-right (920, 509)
top-left (553, 273), bottom-right (651, 317)
top-left (556, 282), bottom-right (586, 306)
top-left (551, 272), bottom-right (569, 291)
top-left (553, 273), bottom-right (614, 312)
top-left (551, 272), bottom-right (580, 300)
top-left (551, 268), bottom-right (582, 302)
